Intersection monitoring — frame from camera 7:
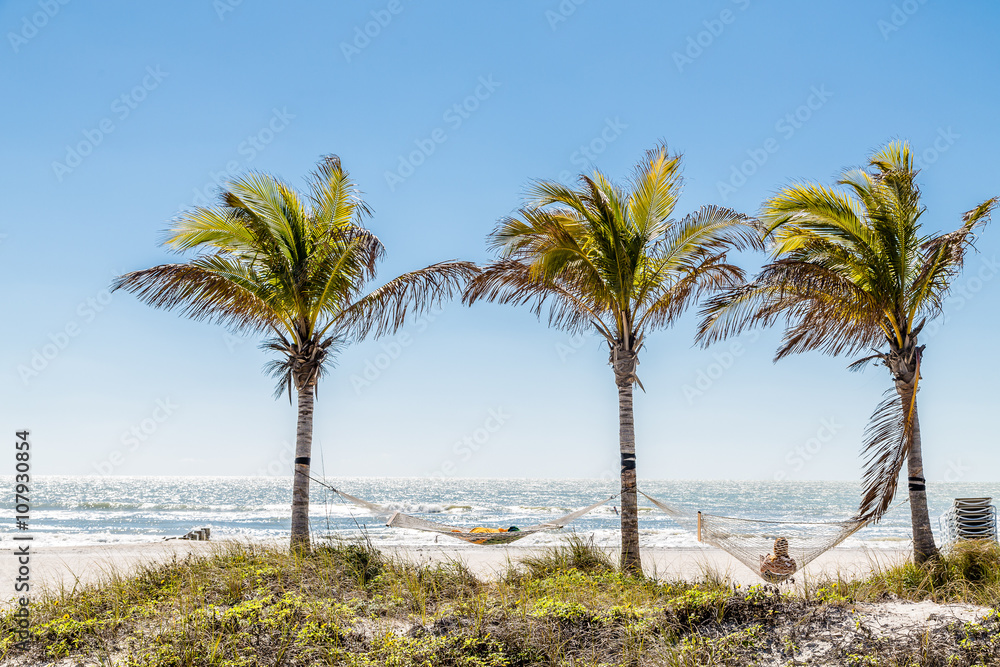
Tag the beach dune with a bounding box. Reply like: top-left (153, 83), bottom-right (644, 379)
top-left (2, 540), bottom-right (910, 605)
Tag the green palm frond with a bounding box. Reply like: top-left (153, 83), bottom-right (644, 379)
top-left (116, 154), bottom-right (476, 396)
top-left (466, 145), bottom-right (758, 366)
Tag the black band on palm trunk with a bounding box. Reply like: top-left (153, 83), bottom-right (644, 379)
top-left (294, 457), bottom-right (311, 466)
top-left (621, 454), bottom-right (636, 471)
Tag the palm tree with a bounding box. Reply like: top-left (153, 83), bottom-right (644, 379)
top-left (463, 145), bottom-right (761, 572)
top-left (114, 156), bottom-right (477, 550)
top-left (698, 141), bottom-right (997, 563)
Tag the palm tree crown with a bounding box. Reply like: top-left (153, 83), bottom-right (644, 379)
top-left (467, 145), bottom-right (761, 366)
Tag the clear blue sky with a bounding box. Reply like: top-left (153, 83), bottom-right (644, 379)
top-left (3, 1), bottom-right (998, 482)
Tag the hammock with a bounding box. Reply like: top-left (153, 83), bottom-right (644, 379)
top-left (309, 472), bottom-right (868, 573)
top-left (385, 495), bottom-right (616, 545)
top-left (322, 480), bottom-right (616, 545)
top-left (639, 490), bottom-right (869, 583)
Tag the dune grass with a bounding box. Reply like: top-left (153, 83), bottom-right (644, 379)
top-left (1, 538), bottom-right (1000, 666)
top-left (814, 539), bottom-right (1000, 607)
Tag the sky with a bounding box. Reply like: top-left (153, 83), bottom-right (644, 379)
top-left (2, 1), bottom-right (998, 482)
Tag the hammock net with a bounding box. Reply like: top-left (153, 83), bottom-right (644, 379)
top-left (640, 490), bottom-right (868, 582)
top-left (386, 496), bottom-right (614, 545)
top-left (329, 484), bottom-right (615, 545)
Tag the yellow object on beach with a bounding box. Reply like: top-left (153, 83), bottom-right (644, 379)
top-left (457, 527), bottom-right (508, 534)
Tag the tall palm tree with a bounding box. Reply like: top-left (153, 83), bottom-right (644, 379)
top-left (114, 156), bottom-right (477, 550)
top-left (698, 141), bottom-right (997, 563)
top-left (463, 145), bottom-right (761, 572)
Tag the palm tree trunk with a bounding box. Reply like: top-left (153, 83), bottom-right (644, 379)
top-left (886, 340), bottom-right (938, 564)
top-left (618, 379), bottom-right (641, 573)
top-left (290, 382), bottom-right (315, 551)
top-left (906, 404), bottom-right (939, 563)
top-left (613, 346), bottom-right (641, 573)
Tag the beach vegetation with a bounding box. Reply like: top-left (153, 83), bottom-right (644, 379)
top-left (5, 539), bottom-right (1000, 665)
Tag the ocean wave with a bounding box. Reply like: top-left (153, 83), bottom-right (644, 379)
top-left (8, 476), bottom-right (982, 550)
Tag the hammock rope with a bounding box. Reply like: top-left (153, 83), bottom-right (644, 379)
top-left (301, 470), bottom-right (617, 545)
top-left (639, 489), bottom-right (870, 583)
top-left (385, 495), bottom-right (618, 545)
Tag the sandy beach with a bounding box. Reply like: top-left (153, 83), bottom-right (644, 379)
top-left (7, 539), bottom-right (995, 665)
top-left (1, 540), bottom-right (910, 605)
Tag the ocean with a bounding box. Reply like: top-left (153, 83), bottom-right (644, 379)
top-left (3, 476), bottom-right (998, 550)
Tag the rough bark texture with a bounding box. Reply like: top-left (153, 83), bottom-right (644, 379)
top-left (613, 346), bottom-right (641, 573)
top-left (905, 406), bottom-right (938, 563)
top-left (886, 337), bottom-right (939, 563)
top-left (290, 381), bottom-right (315, 551)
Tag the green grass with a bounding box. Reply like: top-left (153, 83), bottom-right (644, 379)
top-left (815, 540), bottom-right (1000, 606)
top-left (2, 539), bottom-right (1000, 666)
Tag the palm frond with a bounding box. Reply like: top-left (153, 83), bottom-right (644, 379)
top-left (464, 259), bottom-right (615, 340)
top-left (262, 334), bottom-right (348, 402)
top-left (627, 143), bottom-right (682, 239)
top-left (857, 391), bottom-right (911, 522)
top-left (112, 260), bottom-right (282, 336)
top-left (476, 146), bottom-right (757, 355)
top-left (336, 261), bottom-right (479, 339)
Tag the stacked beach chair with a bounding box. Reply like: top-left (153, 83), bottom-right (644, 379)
top-left (939, 498), bottom-right (997, 547)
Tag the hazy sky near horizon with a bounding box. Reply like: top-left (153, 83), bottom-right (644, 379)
top-left (3, 2), bottom-right (999, 483)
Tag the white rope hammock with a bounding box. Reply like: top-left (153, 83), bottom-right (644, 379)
top-left (314, 476), bottom-right (616, 545)
top-left (639, 490), bottom-right (869, 582)
top-left (385, 495), bottom-right (616, 545)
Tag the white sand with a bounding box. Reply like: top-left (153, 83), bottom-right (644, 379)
top-left (0, 540), bottom-right (910, 606)
top-left (0, 541), bottom-right (218, 604)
